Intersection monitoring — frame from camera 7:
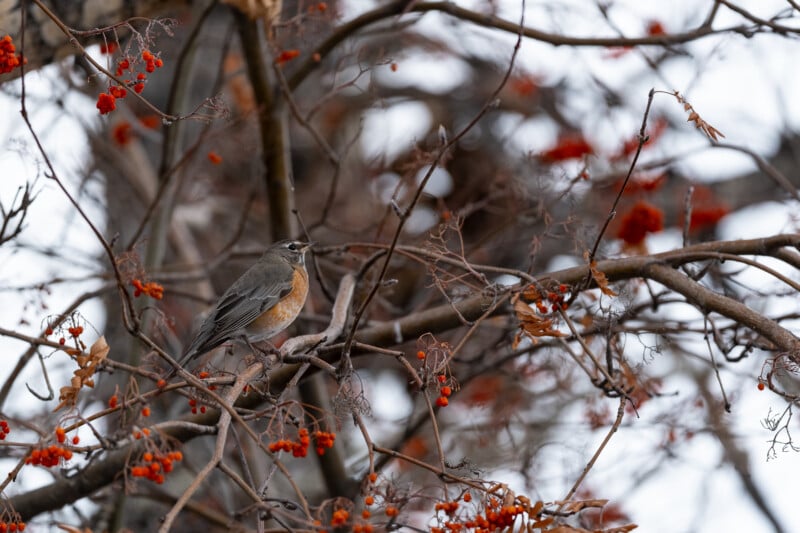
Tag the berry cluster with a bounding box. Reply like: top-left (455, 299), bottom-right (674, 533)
top-left (96, 49), bottom-right (164, 114)
top-left (44, 326), bottom-right (86, 355)
top-left (0, 519), bottom-right (26, 532)
top-left (314, 508), bottom-right (374, 533)
top-left (130, 450), bottom-right (183, 484)
top-left (429, 494), bottom-right (546, 533)
top-left (0, 420), bottom-right (9, 440)
top-left (25, 445), bottom-right (72, 467)
top-left (268, 428), bottom-right (337, 458)
top-left (530, 284), bottom-right (569, 314)
top-left (55, 426), bottom-right (67, 443)
top-left (0, 35), bottom-right (25, 74)
top-left (269, 428), bottom-right (311, 457)
top-left (473, 498), bottom-right (529, 531)
top-left (359, 473), bottom-right (399, 529)
top-left (430, 493), bottom-right (472, 533)
top-left (313, 430), bottom-right (335, 456)
top-left (331, 509), bottom-right (349, 526)
top-left (44, 321), bottom-right (87, 351)
top-left (99, 41), bottom-right (118, 55)
top-left (618, 201), bottom-right (664, 245)
top-left (133, 427), bottom-right (151, 440)
top-left (188, 398), bottom-right (207, 414)
top-left (355, 476), bottom-right (380, 532)
top-left (435, 375), bottom-right (452, 407)
top-left (434, 500), bottom-right (460, 516)
top-left (131, 279), bottom-right (164, 299)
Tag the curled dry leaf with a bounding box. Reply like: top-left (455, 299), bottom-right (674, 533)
top-left (513, 300), bottom-right (566, 345)
top-left (521, 284), bottom-right (542, 302)
top-left (585, 252), bottom-right (618, 297)
top-left (54, 336), bottom-right (109, 412)
top-left (556, 498), bottom-right (609, 513)
top-left (672, 90), bottom-right (725, 141)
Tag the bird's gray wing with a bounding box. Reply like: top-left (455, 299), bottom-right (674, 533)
top-left (179, 260), bottom-right (294, 364)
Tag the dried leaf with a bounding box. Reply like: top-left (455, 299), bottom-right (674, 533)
top-left (585, 253), bottom-right (617, 297)
top-left (514, 300), bottom-right (566, 340)
top-left (532, 517), bottom-right (557, 529)
top-left (90, 336), bottom-right (110, 362)
top-left (54, 385), bottom-right (78, 412)
top-left (503, 488), bottom-right (516, 507)
top-left (530, 500), bottom-right (544, 515)
top-left (521, 284), bottom-right (543, 302)
top-left (605, 525), bottom-right (639, 533)
top-left (704, 124), bottom-right (724, 141)
top-left (557, 498), bottom-right (608, 513)
top-left (54, 336), bottom-right (110, 412)
top-left (671, 90), bottom-right (725, 141)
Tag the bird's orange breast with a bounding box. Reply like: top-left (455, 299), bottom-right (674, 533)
top-left (246, 266), bottom-right (309, 340)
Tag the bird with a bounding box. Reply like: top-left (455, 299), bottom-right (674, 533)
top-left (165, 240), bottom-right (312, 379)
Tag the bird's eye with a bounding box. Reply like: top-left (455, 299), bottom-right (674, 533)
top-left (287, 242), bottom-right (298, 251)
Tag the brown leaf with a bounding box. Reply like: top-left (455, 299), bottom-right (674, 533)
top-left (520, 284), bottom-right (543, 302)
top-left (54, 385), bottom-right (78, 412)
top-left (605, 525), bottom-right (639, 533)
top-left (54, 336), bottom-right (110, 411)
top-left (530, 500), bottom-right (544, 515)
top-left (532, 517), bottom-right (557, 529)
top-left (586, 254), bottom-right (617, 297)
top-left (556, 498), bottom-right (609, 513)
top-left (671, 91), bottom-right (724, 141)
top-left (703, 123), bottom-right (725, 141)
top-left (89, 336), bottom-right (110, 362)
top-left (514, 300), bottom-right (566, 340)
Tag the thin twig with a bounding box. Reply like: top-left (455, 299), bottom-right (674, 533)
top-left (588, 88), bottom-right (656, 262)
top-left (559, 395), bottom-right (627, 505)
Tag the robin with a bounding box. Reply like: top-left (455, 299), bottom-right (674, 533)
top-left (165, 240), bottom-right (312, 379)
